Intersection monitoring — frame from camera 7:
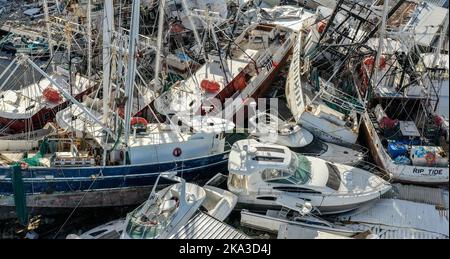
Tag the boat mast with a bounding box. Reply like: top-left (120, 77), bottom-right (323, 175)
top-left (102, 0), bottom-right (114, 125)
top-left (432, 11), bottom-right (449, 67)
top-left (123, 0), bottom-right (141, 164)
top-left (154, 0), bottom-right (166, 92)
top-left (87, 0), bottom-right (92, 83)
top-left (180, 0), bottom-right (203, 56)
top-left (373, 0), bottom-right (389, 89)
top-left (42, 0), bottom-right (56, 72)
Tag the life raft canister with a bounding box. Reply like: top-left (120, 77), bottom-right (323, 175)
top-left (201, 79), bottom-right (221, 93)
top-left (43, 87), bottom-right (62, 103)
top-left (131, 117), bottom-right (148, 128)
top-left (173, 147), bottom-right (182, 157)
top-left (317, 21), bottom-right (327, 34)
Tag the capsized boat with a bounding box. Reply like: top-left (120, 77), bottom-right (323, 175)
top-left (285, 26), bottom-right (363, 145)
top-left (227, 139), bottom-right (392, 214)
top-left (248, 110), bottom-right (367, 165)
top-left (67, 172), bottom-right (239, 239)
top-left (240, 195), bottom-right (365, 237)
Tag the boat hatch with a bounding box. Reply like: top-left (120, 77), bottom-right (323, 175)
top-left (326, 163), bottom-right (342, 191)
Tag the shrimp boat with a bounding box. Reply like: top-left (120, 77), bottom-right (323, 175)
top-left (352, 7), bottom-right (449, 185)
top-left (358, 64), bottom-right (449, 184)
top-left (0, 1), bottom-right (236, 220)
top-left (67, 172), bottom-right (240, 239)
top-left (154, 22), bottom-right (295, 119)
top-left (226, 139), bottom-right (391, 214)
top-left (0, 63), bottom-right (94, 134)
top-left (248, 106), bottom-right (367, 165)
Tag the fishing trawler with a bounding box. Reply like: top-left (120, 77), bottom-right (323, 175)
top-left (353, 14), bottom-right (449, 185)
top-left (0, 0), bottom-right (237, 219)
top-left (0, 63), bottom-right (94, 134)
top-left (285, 24), bottom-right (364, 145)
top-left (154, 22), bottom-right (295, 119)
top-left (226, 139), bottom-right (391, 214)
top-left (358, 64), bottom-right (449, 185)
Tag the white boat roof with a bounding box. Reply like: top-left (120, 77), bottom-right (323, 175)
top-left (405, 2), bottom-right (448, 47)
top-left (228, 139), bottom-right (293, 175)
top-left (179, 115), bottom-right (235, 134)
top-left (245, 5), bottom-right (316, 32)
top-left (338, 199), bottom-right (449, 237)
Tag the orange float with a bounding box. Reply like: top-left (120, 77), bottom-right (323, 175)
top-left (131, 117), bottom-right (148, 127)
top-left (201, 79), bottom-right (221, 93)
top-left (43, 87), bottom-right (62, 103)
top-left (317, 21), bottom-right (327, 34)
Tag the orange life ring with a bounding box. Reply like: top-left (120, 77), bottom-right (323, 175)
top-left (425, 152), bottom-right (436, 166)
top-left (131, 117), bottom-right (148, 127)
top-left (43, 87), bottom-right (62, 103)
top-left (173, 148), bottom-right (182, 157)
top-left (201, 80), bottom-right (221, 93)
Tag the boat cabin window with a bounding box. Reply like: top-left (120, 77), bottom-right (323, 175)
top-left (273, 186), bottom-right (321, 194)
top-left (260, 153), bottom-right (311, 185)
top-left (325, 163), bottom-right (342, 191)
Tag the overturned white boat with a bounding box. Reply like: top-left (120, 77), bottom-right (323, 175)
top-left (227, 139), bottom-right (392, 214)
top-left (240, 195), bottom-right (365, 237)
top-left (248, 110), bottom-right (367, 165)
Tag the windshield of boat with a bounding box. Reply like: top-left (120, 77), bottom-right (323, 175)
top-left (124, 199), bottom-right (178, 239)
top-left (261, 152), bottom-right (311, 185)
